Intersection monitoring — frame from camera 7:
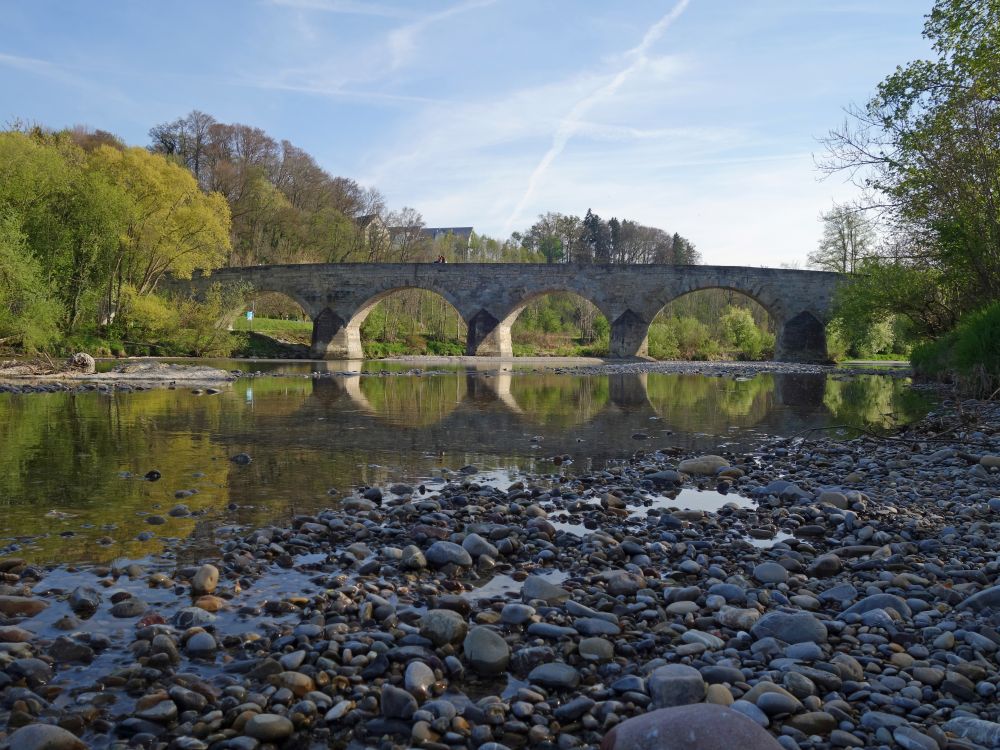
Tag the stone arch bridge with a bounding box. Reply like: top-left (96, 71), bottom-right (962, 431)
top-left (167, 263), bottom-right (841, 361)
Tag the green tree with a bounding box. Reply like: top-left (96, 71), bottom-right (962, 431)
top-left (539, 236), bottom-right (564, 264)
top-left (0, 209), bottom-right (61, 349)
top-left (822, 0), bottom-right (1000, 332)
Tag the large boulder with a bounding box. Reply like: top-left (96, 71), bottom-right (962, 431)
top-left (66, 352), bottom-right (96, 374)
top-left (3, 723), bottom-right (87, 750)
top-left (678, 455), bottom-right (730, 475)
top-left (601, 703), bottom-right (783, 750)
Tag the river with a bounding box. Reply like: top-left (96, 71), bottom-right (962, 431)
top-left (0, 362), bottom-right (932, 565)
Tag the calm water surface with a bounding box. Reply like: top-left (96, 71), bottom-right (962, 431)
top-left (0, 363), bottom-right (932, 564)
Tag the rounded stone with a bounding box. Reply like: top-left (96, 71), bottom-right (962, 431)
top-left (244, 714), bottom-right (294, 742)
top-left (4, 724), bottom-right (87, 750)
top-left (521, 575), bottom-right (570, 604)
top-left (462, 533), bottom-right (499, 559)
top-left (602, 703), bottom-right (783, 750)
top-left (185, 631), bottom-right (217, 656)
top-left (528, 662), bottom-right (580, 689)
top-left (678, 455), bottom-right (730, 475)
top-left (579, 636), bottom-right (614, 661)
top-left (751, 611), bottom-right (827, 644)
top-left (648, 663), bottom-right (706, 708)
top-left (419, 608), bottom-right (468, 647)
top-left (404, 660), bottom-right (436, 696)
top-left (463, 626), bottom-right (510, 675)
top-left (753, 562), bottom-right (788, 584)
top-left (500, 602), bottom-right (535, 625)
top-left (425, 541), bottom-right (473, 568)
top-left (191, 564), bottom-right (219, 595)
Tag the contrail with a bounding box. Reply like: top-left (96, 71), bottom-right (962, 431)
top-left (502, 0), bottom-right (690, 234)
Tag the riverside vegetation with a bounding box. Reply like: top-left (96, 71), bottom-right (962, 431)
top-left (817, 0), bottom-right (1000, 394)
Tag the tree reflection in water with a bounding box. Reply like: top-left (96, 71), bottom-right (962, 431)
top-left (0, 369), bottom-right (932, 563)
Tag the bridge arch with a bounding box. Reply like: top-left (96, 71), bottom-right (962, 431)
top-left (471, 289), bottom-right (611, 357)
top-left (643, 286), bottom-right (778, 360)
top-left (321, 285), bottom-right (468, 359)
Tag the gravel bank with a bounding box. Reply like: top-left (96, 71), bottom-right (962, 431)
top-left (0, 399), bottom-right (998, 749)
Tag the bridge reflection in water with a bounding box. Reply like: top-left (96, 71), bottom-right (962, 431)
top-left (289, 367), bottom-right (888, 460)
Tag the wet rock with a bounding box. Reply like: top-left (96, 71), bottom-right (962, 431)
top-left (678, 455), bottom-right (730, 475)
top-left (521, 575), bottom-right (570, 605)
top-left (646, 470), bottom-right (681, 488)
top-left (0, 595), bottom-right (48, 617)
top-left (191, 564), bottom-right (219, 594)
top-left (601, 703), bottom-right (783, 750)
top-left (185, 631), bottom-right (217, 656)
top-left (67, 586), bottom-right (101, 616)
top-left (110, 597), bottom-right (146, 618)
top-left (136, 698), bottom-right (178, 723)
top-left (0, 626), bottom-right (32, 643)
top-left (230, 453), bottom-right (252, 465)
top-left (48, 636), bottom-right (94, 663)
top-left (404, 661), bottom-right (435, 697)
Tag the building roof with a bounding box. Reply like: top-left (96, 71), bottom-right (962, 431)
top-left (421, 226), bottom-right (474, 240)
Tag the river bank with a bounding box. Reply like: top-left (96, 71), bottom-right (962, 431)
top-left (0, 394), bottom-right (997, 748)
top-left (0, 357), bottom-right (911, 396)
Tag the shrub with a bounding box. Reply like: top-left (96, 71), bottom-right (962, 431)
top-left (647, 322), bottom-right (680, 360)
top-left (719, 306), bottom-right (772, 360)
top-left (674, 316), bottom-right (714, 359)
top-left (911, 301), bottom-right (1000, 397)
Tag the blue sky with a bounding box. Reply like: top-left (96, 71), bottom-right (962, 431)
top-left (2, 1), bottom-right (931, 267)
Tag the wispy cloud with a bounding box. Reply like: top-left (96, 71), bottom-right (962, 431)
top-left (250, 0), bottom-right (498, 102)
top-left (265, 0), bottom-right (413, 19)
top-left (236, 77), bottom-right (446, 105)
top-left (0, 51), bottom-right (68, 80)
top-left (386, 0), bottom-right (498, 69)
top-left (501, 0), bottom-right (690, 233)
top-left (0, 50), bottom-right (134, 111)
